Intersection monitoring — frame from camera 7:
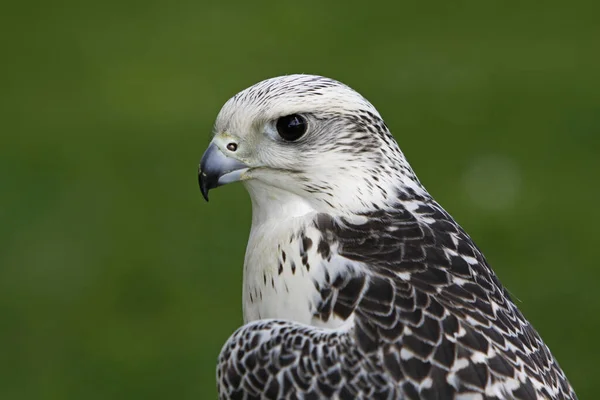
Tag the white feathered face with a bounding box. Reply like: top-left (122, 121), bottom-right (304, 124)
top-left (199, 75), bottom-right (423, 213)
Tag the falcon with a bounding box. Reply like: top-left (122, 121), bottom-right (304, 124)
top-left (198, 74), bottom-right (576, 399)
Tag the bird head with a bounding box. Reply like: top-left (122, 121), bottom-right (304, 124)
top-left (199, 75), bottom-right (426, 218)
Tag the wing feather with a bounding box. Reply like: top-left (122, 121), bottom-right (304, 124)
top-left (218, 199), bottom-right (576, 399)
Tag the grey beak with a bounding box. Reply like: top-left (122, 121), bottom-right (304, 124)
top-left (198, 143), bottom-right (249, 201)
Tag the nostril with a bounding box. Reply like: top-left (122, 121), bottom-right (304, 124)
top-left (226, 142), bottom-right (238, 152)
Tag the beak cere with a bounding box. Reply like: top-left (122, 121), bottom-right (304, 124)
top-left (198, 143), bottom-right (249, 201)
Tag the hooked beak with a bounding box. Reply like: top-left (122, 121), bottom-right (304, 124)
top-left (198, 143), bottom-right (249, 201)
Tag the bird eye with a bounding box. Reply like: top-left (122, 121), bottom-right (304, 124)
top-left (276, 114), bottom-right (308, 141)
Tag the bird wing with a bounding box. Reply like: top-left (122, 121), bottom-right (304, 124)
top-left (217, 200), bottom-right (576, 399)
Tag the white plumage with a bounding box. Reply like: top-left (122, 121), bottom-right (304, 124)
top-left (198, 75), bottom-right (576, 399)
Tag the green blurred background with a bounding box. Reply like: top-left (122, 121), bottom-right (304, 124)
top-left (1, 0), bottom-right (598, 398)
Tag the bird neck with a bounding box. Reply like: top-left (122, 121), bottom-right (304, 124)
top-left (240, 181), bottom-right (352, 329)
top-left (244, 180), bottom-right (317, 227)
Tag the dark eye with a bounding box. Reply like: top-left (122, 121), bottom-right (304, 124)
top-left (276, 114), bottom-right (308, 141)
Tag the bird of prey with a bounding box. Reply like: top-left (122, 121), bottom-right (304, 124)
top-left (198, 75), bottom-right (576, 399)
